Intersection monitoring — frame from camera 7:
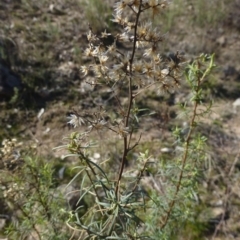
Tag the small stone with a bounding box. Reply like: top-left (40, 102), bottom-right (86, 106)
top-left (58, 166), bottom-right (65, 179)
top-left (233, 98), bottom-right (240, 113)
top-left (93, 153), bottom-right (100, 159)
top-left (216, 36), bottom-right (226, 46)
top-left (0, 219), bottom-right (6, 232)
top-left (37, 108), bottom-right (45, 120)
top-left (161, 147), bottom-right (172, 153)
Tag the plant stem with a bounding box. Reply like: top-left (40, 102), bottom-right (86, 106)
top-left (115, 0), bottom-right (143, 198)
top-left (160, 66), bottom-right (202, 230)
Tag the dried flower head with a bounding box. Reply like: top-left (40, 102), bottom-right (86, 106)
top-left (67, 114), bottom-right (85, 128)
top-left (88, 119), bottom-right (108, 132)
top-left (117, 125), bottom-right (130, 138)
top-left (101, 29), bottom-right (111, 38)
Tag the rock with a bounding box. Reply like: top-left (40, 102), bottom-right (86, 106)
top-left (0, 61), bottom-right (22, 98)
top-left (223, 65), bottom-right (237, 78)
top-left (160, 147), bottom-right (172, 153)
top-left (216, 36), bottom-right (226, 46)
top-left (233, 98), bottom-right (240, 113)
top-left (0, 219), bottom-right (6, 232)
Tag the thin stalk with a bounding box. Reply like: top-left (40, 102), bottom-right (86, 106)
top-left (115, 0), bottom-right (143, 197)
top-left (160, 67), bottom-right (202, 230)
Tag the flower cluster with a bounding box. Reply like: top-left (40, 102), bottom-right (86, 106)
top-left (81, 0), bottom-right (182, 94)
top-left (68, 0), bottom-right (185, 149)
top-left (67, 110), bottom-right (128, 140)
top-left (0, 138), bottom-right (23, 171)
top-left (2, 182), bottom-right (25, 201)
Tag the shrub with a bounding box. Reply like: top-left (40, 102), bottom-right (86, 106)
top-left (0, 1), bottom-right (216, 239)
top-left (0, 139), bottom-right (69, 239)
top-left (61, 1), bottom-right (216, 239)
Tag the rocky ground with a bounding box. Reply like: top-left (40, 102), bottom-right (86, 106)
top-left (1, 0), bottom-right (240, 239)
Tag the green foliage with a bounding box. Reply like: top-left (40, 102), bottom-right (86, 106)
top-left (0, 141), bottom-right (70, 239)
top-left (192, 0), bottom-right (227, 27)
top-left (159, 0), bottom-right (229, 31)
top-left (82, 0), bottom-right (113, 32)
